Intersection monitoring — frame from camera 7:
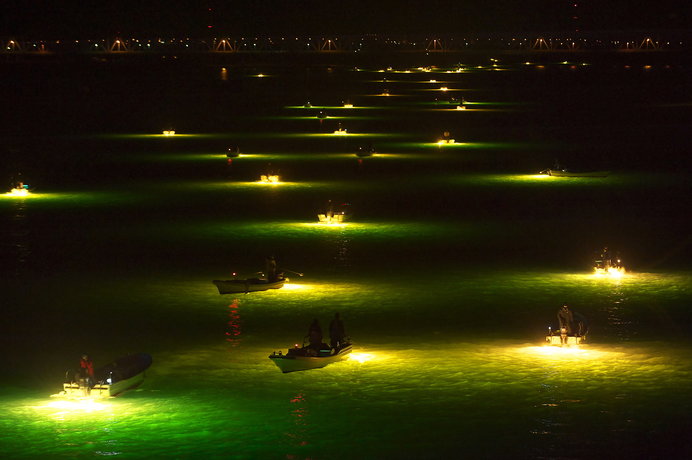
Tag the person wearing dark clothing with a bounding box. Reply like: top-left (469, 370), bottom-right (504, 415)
top-left (573, 311), bottom-right (589, 337)
top-left (557, 304), bottom-right (574, 335)
top-left (265, 256), bottom-right (278, 282)
top-left (307, 319), bottom-right (323, 350)
top-left (329, 313), bottom-right (346, 349)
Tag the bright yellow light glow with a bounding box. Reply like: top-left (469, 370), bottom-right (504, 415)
top-left (439, 86), bottom-right (448, 91)
top-left (7, 187), bottom-right (29, 196)
top-left (314, 221), bottom-right (347, 228)
top-left (349, 352), bottom-right (375, 363)
top-left (593, 266), bottom-right (626, 278)
top-left (40, 397), bottom-right (110, 414)
top-left (162, 130), bottom-right (176, 136)
top-left (259, 175), bottom-right (280, 184)
top-left (437, 139), bottom-right (455, 145)
top-left (343, 103), bottom-right (354, 108)
top-left (333, 129), bottom-right (348, 135)
top-left (281, 282), bottom-right (312, 291)
top-left (513, 345), bottom-right (610, 361)
top-left (429, 79), bottom-right (437, 83)
top-left (456, 105), bottom-right (466, 110)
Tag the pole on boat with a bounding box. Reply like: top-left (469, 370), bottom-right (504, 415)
top-left (282, 268), bottom-right (304, 277)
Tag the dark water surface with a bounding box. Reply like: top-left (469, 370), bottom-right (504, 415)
top-left (1, 53), bottom-right (691, 458)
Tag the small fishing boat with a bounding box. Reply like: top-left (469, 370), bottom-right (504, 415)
top-left (318, 213), bottom-right (346, 224)
top-left (62, 352), bottom-right (152, 398)
top-left (260, 174), bottom-right (280, 183)
top-left (7, 185), bottom-right (30, 196)
top-left (213, 276), bottom-right (286, 294)
top-left (318, 201), bottom-right (351, 223)
top-left (226, 146), bottom-right (240, 158)
top-left (543, 169), bottom-right (610, 177)
top-left (356, 145), bottom-right (375, 158)
top-left (269, 342), bottom-right (353, 373)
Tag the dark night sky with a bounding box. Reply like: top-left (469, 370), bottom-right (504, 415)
top-left (1, 1), bottom-right (690, 39)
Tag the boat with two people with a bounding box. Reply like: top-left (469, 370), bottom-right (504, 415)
top-left (546, 304), bottom-right (588, 346)
top-left (269, 314), bottom-right (352, 373)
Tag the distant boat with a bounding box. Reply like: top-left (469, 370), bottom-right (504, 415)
top-left (356, 145), bottom-right (375, 157)
top-left (213, 276), bottom-right (286, 294)
top-left (62, 352), bottom-right (152, 398)
top-left (7, 185), bottom-right (30, 196)
top-left (269, 341), bottom-right (353, 373)
top-left (318, 212), bottom-right (346, 223)
top-left (318, 201), bottom-right (351, 223)
top-left (226, 146), bottom-right (240, 158)
top-left (543, 169), bottom-right (610, 177)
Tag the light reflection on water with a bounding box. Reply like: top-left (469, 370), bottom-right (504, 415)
top-left (4, 339), bottom-right (689, 457)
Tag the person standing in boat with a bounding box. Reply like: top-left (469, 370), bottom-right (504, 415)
top-left (600, 247), bottom-right (612, 269)
top-left (265, 256), bottom-right (278, 282)
top-left (325, 200), bottom-right (334, 221)
top-left (329, 313), bottom-right (346, 350)
top-left (557, 304), bottom-right (574, 335)
top-left (307, 319), bottom-right (323, 351)
top-left (79, 354), bottom-right (94, 387)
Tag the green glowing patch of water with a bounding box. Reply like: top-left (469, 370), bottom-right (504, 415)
top-left (445, 173), bottom-right (682, 188)
top-left (262, 115), bottom-right (375, 120)
top-left (0, 191), bottom-right (139, 207)
top-left (284, 105), bottom-right (380, 110)
top-left (384, 141), bottom-right (517, 150)
top-left (294, 132), bottom-right (401, 138)
top-left (158, 219), bottom-right (469, 242)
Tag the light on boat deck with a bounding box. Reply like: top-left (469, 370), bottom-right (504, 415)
top-left (593, 266), bottom-right (625, 278)
top-left (439, 86), bottom-right (448, 91)
top-left (162, 130), bottom-right (175, 136)
top-left (343, 103), bottom-right (354, 108)
top-left (456, 105), bottom-right (466, 110)
top-left (259, 174), bottom-right (280, 184)
top-left (7, 187), bottom-right (29, 196)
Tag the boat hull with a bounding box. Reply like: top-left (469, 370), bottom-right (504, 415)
top-left (269, 344), bottom-right (353, 373)
top-left (547, 169), bottom-right (610, 177)
top-left (318, 213), bottom-right (346, 223)
top-left (546, 335), bottom-right (586, 346)
top-left (62, 352), bottom-right (152, 398)
top-left (213, 278), bottom-right (286, 294)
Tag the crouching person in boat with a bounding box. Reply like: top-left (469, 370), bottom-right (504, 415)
top-left (329, 313), bottom-right (346, 352)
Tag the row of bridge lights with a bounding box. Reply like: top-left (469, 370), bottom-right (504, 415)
top-left (3, 37), bottom-right (681, 51)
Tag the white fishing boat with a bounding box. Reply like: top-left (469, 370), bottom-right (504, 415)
top-left (269, 342), bottom-right (353, 373)
top-left (213, 276), bottom-right (287, 294)
top-left (61, 353), bottom-right (152, 398)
